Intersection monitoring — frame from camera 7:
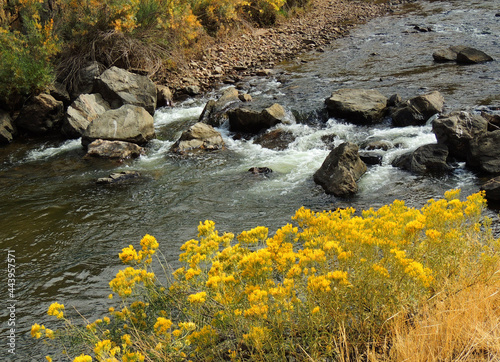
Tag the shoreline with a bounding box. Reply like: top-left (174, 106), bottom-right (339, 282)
top-left (160, 0), bottom-right (406, 98)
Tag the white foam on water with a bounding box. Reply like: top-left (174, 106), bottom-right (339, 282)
top-left (154, 104), bottom-right (204, 129)
top-left (25, 138), bottom-right (82, 162)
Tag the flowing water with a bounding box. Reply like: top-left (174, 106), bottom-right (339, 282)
top-left (1, 0), bottom-right (499, 359)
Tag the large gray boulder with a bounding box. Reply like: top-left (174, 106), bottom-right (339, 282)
top-left (392, 144), bottom-right (451, 175)
top-left (467, 130), bottom-right (500, 174)
top-left (200, 87), bottom-right (241, 127)
top-left (391, 91), bottom-right (444, 127)
top-left (82, 104), bottom-right (155, 146)
top-left (85, 139), bottom-right (144, 159)
top-left (62, 93), bottom-right (111, 138)
top-left (0, 110), bottom-right (16, 144)
top-left (15, 93), bottom-right (64, 134)
top-left (228, 103), bottom-right (286, 134)
top-left (171, 122), bottom-right (224, 153)
top-left (313, 142), bottom-right (367, 197)
top-left (432, 111), bottom-right (488, 161)
top-left (325, 88), bottom-right (388, 124)
top-left (94, 66), bottom-right (157, 114)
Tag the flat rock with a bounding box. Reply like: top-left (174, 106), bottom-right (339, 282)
top-left (481, 177), bottom-right (500, 202)
top-left (85, 139), bottom-right (144, 159)
top-left (325, 88), bottom-right (388, 125)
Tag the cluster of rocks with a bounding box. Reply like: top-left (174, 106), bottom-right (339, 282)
top-left (316, 85), bottom-right (500, 200)
top-left (0, 65), bottom-right (175, 160)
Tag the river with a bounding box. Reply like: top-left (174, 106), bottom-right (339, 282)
top-left (1, 0), bottom-right (499, 359)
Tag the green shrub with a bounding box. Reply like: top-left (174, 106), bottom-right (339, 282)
top-left (32, 190), bottom-right (500, 361)
top-left (0, 1), bottom-right (59, 101)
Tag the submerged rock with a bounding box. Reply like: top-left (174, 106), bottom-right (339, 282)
top-left (96, 171), bottom-right (141, 184)
top-left (253, 129), bottom-right (296, 150)
top-left (248, 167), bottom-right (273, 174)
top-left (82, 104), bottom-right (155, 146)
top-left (313, 142), bottom-right (367, 197)
top-left (171, 122), bottom-right (224, 153)
top-left (325, 88), bottom-right (388, 124)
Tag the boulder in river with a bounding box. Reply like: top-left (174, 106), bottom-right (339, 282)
top-left (228, 103), bottom-right (286, 134)
top-left (456, 47), bottom-right (494, 64)
top-left (0, 110), bottom-right (16, 144)
top-left (62, 93), bottom-right (111, 138)
top-left (390, 91), bottom-right (444, 127)
top-left (467, 130), bottom-right (500, 174)
top-left (85, 139), bottom-right (144, 159)
top-left (253, 129), bottom-right (296, 150)
top-left (392, 144), bottom-right (451, 175)
top-left (432, 111), bottom-right (488, 161)
top-left (324, 88), bottom-right (388, 124)
top-left (82, 104), bottom-right (155, 146)
top-left (15, 93), bottom-right (64, 134)
top-left (313, 142), bottom-right (367, 197)
top-left (94, 66), bottom-right (157, 114)
top-left (171, 122), bottom-right (224, 153)
top-left (432, 46), bottom-right (468, 62)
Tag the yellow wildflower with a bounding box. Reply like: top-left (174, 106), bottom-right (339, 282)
top-left (154, 317), bottom-right (173, 336)
top-left (188, 291), bottom-right (207, 304)
top-left (73, 355), bottom-right (92, 362)
top-left (47, 302), bottom-right (64, 319)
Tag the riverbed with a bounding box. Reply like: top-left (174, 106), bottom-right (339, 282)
top-left (1, 0), bottom-right (499, 359)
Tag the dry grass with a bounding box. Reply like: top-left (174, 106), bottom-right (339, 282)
top-left (386, 277), bottom-right (500, 362)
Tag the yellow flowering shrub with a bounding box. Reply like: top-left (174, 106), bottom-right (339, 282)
top-left (33, 190), bottom-right (500, 361)
top-left (0, 0), bottom-right (59, 100)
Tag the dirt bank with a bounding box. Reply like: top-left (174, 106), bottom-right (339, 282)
top-left (160, 0), bottom-right (407, 97)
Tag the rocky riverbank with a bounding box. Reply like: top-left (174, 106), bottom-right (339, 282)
top-left (159, 0), bottom-right (406, 97)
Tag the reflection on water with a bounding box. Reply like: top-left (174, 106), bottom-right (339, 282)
top-left (0, 0), bottom-right (498, 359)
